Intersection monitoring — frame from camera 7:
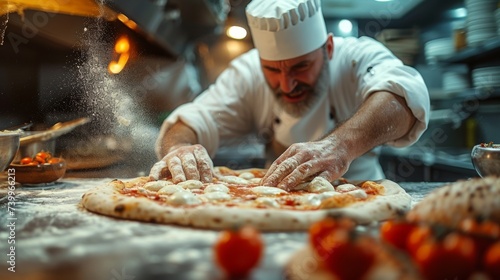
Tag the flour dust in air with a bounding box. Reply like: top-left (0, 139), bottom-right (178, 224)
top-left (76, 2), bottom-right (158, 168)
top-left (0, 12), bottom-right (8, 45)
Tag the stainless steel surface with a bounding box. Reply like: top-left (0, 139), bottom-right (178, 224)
top-left (19, 118), bottom-right (90, 146)
top-left (0, 178), bottom-right (443, 280)
top-left (0, 132), bottom-right (20, 171)
top-left (471, 144), bottom-right (500, 177)
top-left (2, 122), bottom-right (33, 131)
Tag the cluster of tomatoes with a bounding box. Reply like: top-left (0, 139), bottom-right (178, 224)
top-left (308, 216), bottom-right (378, 280)
top-left (20, 151), bottom-right (59, 165)
top-left (380, 217), bottom-right (500, 280)
top-left (308, 214), bottom-right (500, 280)
top-left (212, 216), bottom-right (500, 280)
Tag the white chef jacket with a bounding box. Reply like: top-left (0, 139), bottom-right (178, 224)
top-left (155, 36), bottom-right (430, 180)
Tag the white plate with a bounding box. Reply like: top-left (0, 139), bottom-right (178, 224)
top-left (425, 38), bottom-right (453, 46)
top-left (472, 73), bottom-right (500, 79)
top-left (472, 66), bottom-right (500, 70)
top-left (467, 15), bottom-right (495, 21)
top-left (467, 34), bottom-right (496, 43)
top-left (472, 67), bottom-right (500, 73)
top-left (467, 19), bottom-right (496, 26)
top-left (467, 10), bottom-right (495, 19)
top-left (467, 23), bottom-right (497, 29)
top-left (465, 0), bottom-right (497, 9)
top-left (473, 82), bottom-right (500, 87)
top-left (473, 76), bottom-right (500, 81)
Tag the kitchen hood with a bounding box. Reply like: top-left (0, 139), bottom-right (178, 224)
top-left (105, 0), bottom-right (230, 56)
top-left (0, 0), bottom-right (116, 19)
top-left (1, 0), bottom-right (230, 57)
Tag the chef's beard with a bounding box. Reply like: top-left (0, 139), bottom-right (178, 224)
top-left (273, 52), bottom-right (330, 118)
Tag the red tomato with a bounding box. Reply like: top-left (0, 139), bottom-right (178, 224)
top-left (406, 225), bottom-right (433, 258)
top-left (309, 216), bottom-right (356, 260)
top-left (380, 219), bottom-right (417, 251)
top-left (459, 218), bottom-right (500, 259)
top-left (459, 218), bottom-right (500, 237)
top-left (213, 225), bottom-right (263, 277)
top-left (20, 157), bottom-right (33, 165)
top-left (35, 151), bottom-right (51, 163)
top-left (414, 232), bottom-right (477, 280)
top-left (48, 158), bottom-right (60, 164)
top-left (484, 241), bottom-right (500, 280)
top-left (322, 228), bottom-right (376, 280)
top-left (36, 151), bottom-right (51, 160)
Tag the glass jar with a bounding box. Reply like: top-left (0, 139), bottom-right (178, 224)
top-left (452, 21), bottom-right (467, 51)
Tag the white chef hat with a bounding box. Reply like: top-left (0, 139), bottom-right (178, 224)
top-left (245, 0), bottom-right (328, 61)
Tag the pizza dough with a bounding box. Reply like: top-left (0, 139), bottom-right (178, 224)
top-left (80, 167), bottom-right (412, 231)
top-left (407, 176), bottom-right (500, 227)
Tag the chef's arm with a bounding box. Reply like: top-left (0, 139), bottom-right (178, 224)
top-left (262, 90), bottom-right (416, 189)
top-left (325, 90), bottom-right (416, 160)
top-left (151, 120), bottom-right (214, 182)
top-left (158, 120), bottom-right (198, 157)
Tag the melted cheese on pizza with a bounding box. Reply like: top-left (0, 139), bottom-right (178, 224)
top-left (204, 184), bottom-right (229, 193)
top-left (119, 171), bottom-right (385, 210)
top-left (168, 191), bottom-right (201, 205)
top-left (251, 186), bottom-right (288, 195)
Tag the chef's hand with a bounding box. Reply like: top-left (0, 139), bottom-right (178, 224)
top-left (149, 144), bottom-right (214, 183)
top-left (261, 137), bottom-right (351, 191)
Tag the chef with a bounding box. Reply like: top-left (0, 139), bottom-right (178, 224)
top-left (149, 0), bottom-right (430, 190)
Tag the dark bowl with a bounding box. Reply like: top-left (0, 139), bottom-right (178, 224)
top-left (471, 144), bottom-right (500, 177)
top-left (9, 158), bottom-right (67, 184)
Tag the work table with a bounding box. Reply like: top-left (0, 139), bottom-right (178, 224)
top-left (0, 179), bottom-right (448, 280)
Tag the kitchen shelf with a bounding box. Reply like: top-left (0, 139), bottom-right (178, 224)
top-left (380, 146), bottom-right (476, 182)
top-left (440, 37), bottom-right (500, 64)
top-left (453, 87), bottom-right (500, 100)
top-left (429, 88), bottom-right (500, 118)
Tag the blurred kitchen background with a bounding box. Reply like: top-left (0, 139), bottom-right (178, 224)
top-left (1, 0), bottom-right (499, 182)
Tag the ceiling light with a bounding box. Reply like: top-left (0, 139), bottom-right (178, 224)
top-left (338, 19), bottom-right (353, 34)
top-left (226, 26), bottom-right (247, 40)
top-left (449, 7), bottom-right (467, 18)
top-left (375, 0), bottom-right (393, 2)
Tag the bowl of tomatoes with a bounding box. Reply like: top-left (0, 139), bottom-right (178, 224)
top-left (9, 151), bottom-right (66, 184)
top-left (471, 142), bottom-right (500, 177)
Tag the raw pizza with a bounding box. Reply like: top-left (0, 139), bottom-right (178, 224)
top-left (80, 167), bottom-right (411, 231)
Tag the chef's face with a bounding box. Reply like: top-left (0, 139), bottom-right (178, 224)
top-left (261, 35), bottom-right (333, 117)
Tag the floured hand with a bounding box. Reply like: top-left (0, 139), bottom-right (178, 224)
top-left (261, 137), bottom-right (351, 191)
top-left (149, 144), bottom-right (214, 183)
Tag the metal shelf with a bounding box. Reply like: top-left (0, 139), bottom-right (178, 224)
top-left (429, 88), bottom-right (500, 118)
top-left (441, 37), bottom-right (500, 64)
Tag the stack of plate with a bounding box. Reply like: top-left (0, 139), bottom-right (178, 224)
top-left (472, 66), bottom-right (500, 88)
top-left (496, 9), bottom-right (500, 35)
top-left (465, 0), bottom-right (498, 46)
top-left (424, 38), bottom-right (454, 63)
top-left (443, 71), bottom-right (470, 94)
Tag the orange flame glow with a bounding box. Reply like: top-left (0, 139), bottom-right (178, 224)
top-left (108, 36), bottom-right (130, 74)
